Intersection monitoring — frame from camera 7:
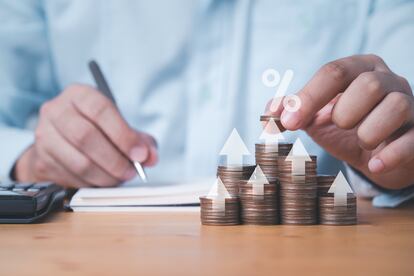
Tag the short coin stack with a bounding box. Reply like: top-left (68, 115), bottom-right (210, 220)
top-left (317, 175), bottom-right (336, 196)
top-left (318, 195), bottom-right (357, 225)
top-left (318, 175), bottom-right (357, 225)
top-left (217, 165), bottom-right (255, 196)
top-left (239, 180), bottom-right (279, 225)
top-left (260, 115), bottom-right (285, 132)
top-left (200, 196), bottom-right (241, 226)
top-left (278, 156), bottom-right (318, 225)
top-left (255, 143), bottom-right (292, 182)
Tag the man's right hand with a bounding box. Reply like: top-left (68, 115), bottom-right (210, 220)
top-left (14, 84), bottom-right (158, 188)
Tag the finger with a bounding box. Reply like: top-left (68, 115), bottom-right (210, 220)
top-left (140, 134), bottom-right (159, 166)
top-left (281, 54), bottom-right (389, 130)
top-left (265, 96), bottom-right (285, 116)
top-left (36, 115), bottom-right (121, 187)
top-left (306, 95), bottom-right (340, 130)
top-left (357, 92), bottom-right (413, 150)
top-left (332, 71), bottom-right (408, 129)
top-left (144, 145), bottom-right (158, 166)
top-left (33, 147), bottom-right (88, 188)
top-left (51, 102), bottom-right (136, 181)
top-left (368, 127), bottom-right (414, 173)
top-left (65, 85), bottom-right (150, 162)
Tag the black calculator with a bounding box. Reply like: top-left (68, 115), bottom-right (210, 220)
top-left (0, 181), bottom-right (65, 223)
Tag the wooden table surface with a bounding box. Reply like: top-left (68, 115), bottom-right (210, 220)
top-left (0, 198), bottom-right (413, 276)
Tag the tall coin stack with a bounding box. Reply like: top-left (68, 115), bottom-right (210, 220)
top-left (239, 179), bottom-right (279, 225)
top-left (278, 155), bottom-right (318, 225)
top-left (217, 165), bottom-right (256, 196)
top-left (200, 196), bottom-right (241, 226)
top-left (255, 143), bottom-right (292, 182)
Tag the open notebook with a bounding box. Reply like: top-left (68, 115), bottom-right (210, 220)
top-left (69, 179), bottom-right (212, 212)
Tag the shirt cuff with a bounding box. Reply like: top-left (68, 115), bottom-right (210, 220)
top-left (345, 163), bottom-right (414, 208)
top-left (344, 164), bottom-right (381, 198)
top-left (0, 127), bottom-right (34, 181)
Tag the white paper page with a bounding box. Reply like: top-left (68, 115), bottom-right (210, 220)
top-left (71, 206), bottom-right (200, 212)
top-left (70, 178), bottom-right (212, 208)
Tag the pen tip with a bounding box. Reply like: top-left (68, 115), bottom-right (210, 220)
top-left (133, 161), bottom-right (148, 183)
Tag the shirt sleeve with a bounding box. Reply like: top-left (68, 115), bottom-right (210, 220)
top-left (344, 165), bottom-right (381, 199)
top-left (364, 0), bottom-right (414, 87)
top-left (345, 164), bottom-right (414, 208)
top-left (0, 1), bottom-right (57, 179)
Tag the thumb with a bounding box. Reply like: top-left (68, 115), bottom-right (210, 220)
top-left (129, 132), bottom-right (158, 166)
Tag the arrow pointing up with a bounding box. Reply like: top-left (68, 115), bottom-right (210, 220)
top-left (207, 177), bottom-right (232, 212)
top-left (285, 138), bottom-right (311, 175)
top-left (220, 128), bottom-right (250, 166)
top-left (259, 118), bottom-right (285, 152)
top-left (248, 165), bottom-right (269, 196)
top-left (328, 171), bottom-right (354, 207)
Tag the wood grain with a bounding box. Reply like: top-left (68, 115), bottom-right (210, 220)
top-left (0, 199), bottom-right (413, 276)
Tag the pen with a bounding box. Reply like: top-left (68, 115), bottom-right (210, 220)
top-left (88, 60), bottom-right (148, 182)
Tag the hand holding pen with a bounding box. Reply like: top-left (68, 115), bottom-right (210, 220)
top-left (89, 60), bottom-right (149, 182)
top-left (13, 62), bottom-right (158, 187)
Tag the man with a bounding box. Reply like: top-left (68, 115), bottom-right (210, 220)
top-left (1, 0), bottom-right (413, 207)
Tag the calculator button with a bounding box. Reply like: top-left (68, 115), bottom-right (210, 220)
top-left (0, 181), bottom-right (15, 190)
top-left (13, 183), bottom-right (33, 192)
top-left (31, 182), bottom-right (53, 190)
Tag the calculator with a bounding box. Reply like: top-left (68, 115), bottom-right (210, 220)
top-left (0, 181), bottom-right (65, 223)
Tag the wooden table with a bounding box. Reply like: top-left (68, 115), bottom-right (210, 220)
top-left (1, 199), bottom-right (413, 276)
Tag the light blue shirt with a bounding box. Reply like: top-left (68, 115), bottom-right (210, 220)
top-left (1, 0), bottom-right (413, 206)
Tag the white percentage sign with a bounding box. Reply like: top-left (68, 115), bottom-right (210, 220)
top-left (262, 68), bottom-right (302, 113)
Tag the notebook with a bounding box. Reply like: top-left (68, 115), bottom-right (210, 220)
top-left (69, 179), bottom-right (212, 212)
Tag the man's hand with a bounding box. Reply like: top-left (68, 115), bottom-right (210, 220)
top-left (14, 84), bottom-right (158, 188)
top-left (267, 54), bottom-right (414, 189)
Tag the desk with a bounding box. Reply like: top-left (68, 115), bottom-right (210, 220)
top-left (0, 199), bottom-right (413, 276)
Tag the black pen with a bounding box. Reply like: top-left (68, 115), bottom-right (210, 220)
top-left (88, 60), bottom-right (147, 182)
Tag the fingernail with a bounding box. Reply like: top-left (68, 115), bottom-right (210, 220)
top-left (123, 168), bottom-right (136, 180)
top-left (129, 147), bottom-right (148, 162)
top-left (281, 111), bottom-right (301, 129)
top-left (368, 158), bottom-right (385, 173)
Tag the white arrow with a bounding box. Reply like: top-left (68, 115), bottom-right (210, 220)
top-left (207, 177), bottom-right (232, 213)
top-left (220, 128), bottom-right (250, 166)
top-left (259, 118), bottom-right (285, 152)
top-left (248, 165), bottom-right (269, 196)
top-left (328, 171), bottom-right (354, 207)
top-left (285, 138), bottom-right (311, 175)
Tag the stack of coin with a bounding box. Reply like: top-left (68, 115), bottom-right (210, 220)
top-left (200, 196), bottom-right (241, 226)
top-left (217, 165), bottom-right (256, 196)
top-left (255, 143), bottom-right (293, 182)
top-left (317, 175), bottom-right (336, 196)
top-left (239, 180), bottom-right (279, 225)
top-left (278, 155), bottom-right (318, 225)
top-left (260, 115), bottom-right (286, 132)
top-left (319, 194), bottom-right (357, 225)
